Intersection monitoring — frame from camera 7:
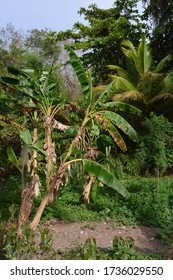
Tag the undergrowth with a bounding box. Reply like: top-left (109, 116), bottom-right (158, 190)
top-left (1, 174), bottom-right (173, 228)
top-left (38, 175), bottom-right (173, 228)
top-left (1, 174), bottom-right (173, 259)
top-left (61, 237), bottom-right (162, 260)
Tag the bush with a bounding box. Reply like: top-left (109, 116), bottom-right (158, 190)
top-left (134, 114), bottom-right (173, 176)
top-left (0, 205), bottom-right (58, 260)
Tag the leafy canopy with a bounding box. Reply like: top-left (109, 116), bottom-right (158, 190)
top-left (57, 0), bottom-right (147, 84)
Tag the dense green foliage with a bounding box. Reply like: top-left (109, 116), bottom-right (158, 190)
top-left (1, 174), bottom-right (173, 259)
top-left (57, 0), bottom-right (147, 84)
top-left (1, 174), bottom-right (173, 228)
top-left (107, 34), bottom-right (173, 119)
top-left (1, 0), bottom-right (173, 260)
top-left (142, 0), bottom-right (173, 65)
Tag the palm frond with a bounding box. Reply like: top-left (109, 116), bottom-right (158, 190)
top-left (155, 54), bottom-right (172, 73)
top-left (112, 91), bottom-right (145, 103)
top-left (92, 85), bottom-right (106, 94)
top-left (120, 39), bottom-right (137, 62)
top-left (109, 75), bottom-right (136, 92)
top-left (137, 34), bottom-right (152, 74)
top-left (107, 65), bottom-right (130, 80)
top-left (148, 93), bottom-right (173, 105)
top-left (163, 72), bottom-right (173, 90)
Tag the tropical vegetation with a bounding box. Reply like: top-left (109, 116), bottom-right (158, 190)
top-left (0, 0), bottom-right (173, 260)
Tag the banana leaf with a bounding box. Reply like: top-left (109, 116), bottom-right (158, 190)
top-left (82, 159), bottom-right (130, 198)
top-left (101, 117), bottom-right (127, 152)
top-left (20, 129), bottom-right (32, 145)
top-left (103, 101), bottom-right (141, 114)
top-left (69, 50), bottom-right (92, 103)
top-left (7, 66), bottom-right (34, 77)
top-left (1, 77), bottom-right (19, 85)
top-left (103, 111), bottom-right (139, 142)
top-left (7, 146), bottom-right (18, 166)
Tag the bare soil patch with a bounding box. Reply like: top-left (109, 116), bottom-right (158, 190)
top-left (45, 219), bottom-right (169, 255)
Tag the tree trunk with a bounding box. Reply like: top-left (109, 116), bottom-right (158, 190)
top-left (17, 182), bottom-right (34, 236)
top-left (30, 126), bottom-right (85, 230)
top-left (30, 165), bottom-right (64, 230)
top-left (44, 117), bottom-right (56, 190)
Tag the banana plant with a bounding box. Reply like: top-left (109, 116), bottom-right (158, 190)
top-left (7, 145), bottom-right (28, 188)
top-left (1, 64), bottom-right (69, 192)
top-left (30, 50), bottom-right (141, 230)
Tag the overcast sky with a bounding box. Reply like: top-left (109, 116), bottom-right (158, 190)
top-left (0, 0), bottom-right (116, 32)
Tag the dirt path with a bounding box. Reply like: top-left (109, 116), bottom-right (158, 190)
top-left (45, 219), bottom-right (169, 255)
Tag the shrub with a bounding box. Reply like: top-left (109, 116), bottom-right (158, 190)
top-left (135, 114), bottom-right (173, 176)
top-left (0, 205), bottom-right (58, 260)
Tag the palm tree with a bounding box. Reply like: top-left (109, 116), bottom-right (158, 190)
top-left (30, 50), bottom-right (141, 230)
top-left (107, 34), bottom-right (173, 112)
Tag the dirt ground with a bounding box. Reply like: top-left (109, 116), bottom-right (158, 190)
top-left (44, 219), bottom-right (170, 256)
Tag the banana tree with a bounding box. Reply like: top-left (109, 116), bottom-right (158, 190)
top-left (1, 64), bottom-right (71, 233)
top-left (107, 34), bottom-right (173, 110)
top-left (1, 64), bottom-right (69, 190)
top-left (30, 50), bottom-right (141, 230)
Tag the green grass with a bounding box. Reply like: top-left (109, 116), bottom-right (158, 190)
top-left (1, 174), bottom-right (173, 229)
top-left (37, 175), bottom-right (173, 228)
top-left (1, 174), bottom-right (173, 260)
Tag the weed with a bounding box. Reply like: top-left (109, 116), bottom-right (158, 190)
top-left (0, 205), bottom-right (59, 260)
top-left (62, 237), bottom-right (162, 260)
top-left (81, 223), bottom-right (97, 231)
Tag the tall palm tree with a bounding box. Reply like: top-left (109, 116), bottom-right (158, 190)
top-left (107, 34), bottom-right (173, 111)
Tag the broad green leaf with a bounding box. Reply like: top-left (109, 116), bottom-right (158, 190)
top-left (103, 101), bottom-right (141, 114)
top-left (121, 39), bottom-right (137, 61)
top-left (103, 159), bottom-right (119, 179)
top-left (0, 101), bottom-right (13, 113)
top-left (7, 146), bottom-right (18, 165)
top-left (83, 159), bottom-right (130, 198)
top-left (20, 129), bottom-right (32, 145)
top-left (69, 50), bottom-right (92, 103)
top-left (1, 77), bottom-right (19, 85)
top-left (121, 35), bottom-right (152, 75)
top-left (7, 66), bottom-right (34, 77)
top-left (21, 68), bottom-right (35, 75)
top-left (163, 72), bottom-right (173, 88)
top-left (101, 117), bottom-right (127, 152)
top-left (7, 66), bottom-right (22, 76)
top-left (103, 111), bottom-right (139, 142)
top-left (19, 143), bottom-right (29, 166)
top-left (31, 144), bottom-right (47, 156)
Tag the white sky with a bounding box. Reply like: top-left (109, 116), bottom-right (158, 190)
top-left (0, 0), bottom-right (116, 32)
